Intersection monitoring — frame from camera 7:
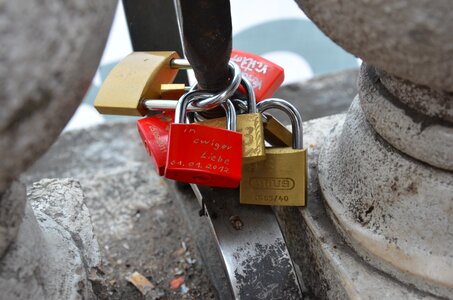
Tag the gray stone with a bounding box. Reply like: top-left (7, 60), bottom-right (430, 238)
top-left (29, 179), bottom-right (103, 289)
top-left (359, 64), bottom-right (453, 170)
top-left (23, 122), bottom-right (217, 299)
top-left (275, 113), bottom-right (438, 299)
top-left (318, 98), bottom-right (453, 298)
top-left (0, 179), bottom-right (102, 299)
top-left (0, 181), bottom-right (26, 257)
top-left (295, 0), bottom-right (453, 91)
top-left (0, 0), bottom-right (116, 192)
top-left (377, 69), bottom-right (453, 123)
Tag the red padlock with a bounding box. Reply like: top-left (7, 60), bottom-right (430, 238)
top-left (230, 49), bottom-right (285, 102)
top-left (137, 111), bottom-right (174, 176)
top-left (165, 92), bottom-right (242, 188)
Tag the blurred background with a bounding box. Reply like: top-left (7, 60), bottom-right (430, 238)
top-left (65, 0), bottom-right (359, 131)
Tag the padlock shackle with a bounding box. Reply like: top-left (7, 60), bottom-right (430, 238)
top-left (186, 62), bottom-right (242, 109)
top-left (257, 98), bottom-right (303, 149)
top-left (175, 91), bottom-right (215, 124)
top-left (241, 76), bottom-right (257, 113)
top-left (220, 99), bottom-right (237, 131)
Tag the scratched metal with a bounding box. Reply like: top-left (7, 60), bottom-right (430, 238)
top-left (190, 184), bottom-right (303, 299)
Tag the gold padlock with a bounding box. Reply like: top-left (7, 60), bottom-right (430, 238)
top-left (198, 77), bottom-right (266, 164)
top-left (262, 112), bottom-right (292, 147)
top-left (240, 98), bottom-right (307, 206)
top-left (94, 51), bottom-right (189, 116)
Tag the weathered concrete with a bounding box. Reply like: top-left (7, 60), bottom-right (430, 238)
top-left (0, 0), bottom-right (116, 193)
top-left (275, 114), bottom-right (439, 300)
top-left (0, 179), bottom-right (102, 299)
top-left (0, 181), bottom-right (26, 257)
top-left (359, 64), bottom-right (453, 171)
top-left (318, 99), bottom-right (453, 298)
top-left (23, 122), bottom-right (217, 299)
top-left (377, 69), bottom-right (453, 123)
top-left (295, 0), bottom-right (453, 91)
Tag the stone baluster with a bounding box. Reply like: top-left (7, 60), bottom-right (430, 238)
top-left (294, 0), bottom-right (453, 298)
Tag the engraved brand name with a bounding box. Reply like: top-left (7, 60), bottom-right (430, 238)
top-left (249, 177), bottom-right (295, 190)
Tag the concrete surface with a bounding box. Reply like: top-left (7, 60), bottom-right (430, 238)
top-left (295, 0), bottom-right (453, 91)
top-left (318, 98), bottom-right (453, 298)
top-left (23, 122), bottom-right (216, 299)
top-left (359, 64), bottom-right (453, 170)
top-left (377, 69), bottom-right (453, 123)
top-left (0, 179), bottom-right (101, 299)
top-left (0, 181), bottom-right (26, 257)
top-left (0, 0), bottom-right (116, 193)
top-left (275, 114), bottom-right (440, 300)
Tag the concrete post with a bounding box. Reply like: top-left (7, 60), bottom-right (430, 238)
top-left (0, 1), bottom-right (116, 298)
top-left (295, 0), bottom-right (453, 297)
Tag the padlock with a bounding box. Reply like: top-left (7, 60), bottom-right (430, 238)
top-left (155, 50), bottom-right (285, 104)
top-left (198, 77), bottom-right (266, 164)
top-left (231, 49), bottom-right (284, 102)
top-left (94, 51), bottom-right (189, 116)
top-left (137, 111), bottom-right (175, 176)
top-left (262, 113), bottom-right (292, 147)
top-left (165, 91), bottom-right (243, 188)
top-left (240, 98), bottom-right (307, 206)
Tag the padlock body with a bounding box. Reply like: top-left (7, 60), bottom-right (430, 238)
top-left (137, 111), bottom-right (174, 176)
top-left (240, 147), bottom-right (307, 206)
top-left (94, 51), bottom-right (179, 116)
top-left (231, 49), bottom-right (284, 102)
top-left (200, 113), bottom-right (266, 164)
top-left (165, 124), bottom-right (242, 188)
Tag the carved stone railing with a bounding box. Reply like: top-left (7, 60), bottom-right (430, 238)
top-left (296, 1), bottom-right (453, 297)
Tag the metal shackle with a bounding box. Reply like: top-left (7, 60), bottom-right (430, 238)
top-left (175, 90), bottom-right (237, 131)
top-left (219, 99), bottom-right (237, 131)
top-left (256, 98), bottom-right (303, 149)
top-left (190, 62), bottom-right (242, 108)
top-left (222, 75), bottom-right (257, 116)
top-left (175, 90), bottom-right (214, 124)
top-left (241, 76), bottom-right (257, 113)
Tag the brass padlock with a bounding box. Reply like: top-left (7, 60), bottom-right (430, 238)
top-left (198, 77), bottom-right (266, 164)
top-left (94, 51), bottom-right (189, 116)
top-left (240, 98), bottom-right (307, 206)
top-left (262, 112), bottom-right (292, 147)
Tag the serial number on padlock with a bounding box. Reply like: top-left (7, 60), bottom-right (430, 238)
top-left (255, 195), bottom-right (290, 203)
top-left (169, 160), bottom-right (230, 173)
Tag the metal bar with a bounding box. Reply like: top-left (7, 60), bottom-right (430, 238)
top-left (190, 184), bottom-right (303, 299)
top-left (122, 0), bottom-right (188, 84)
top-left (179, 0), bottom-right (232, 90)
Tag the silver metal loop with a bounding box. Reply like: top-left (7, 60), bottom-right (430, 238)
top-left (144, 99), bottom-right (208, 112)
top-left (256, 98), bottom-right (303, 149)
top-left (170, 58), bottom-right (191, 69)
top-left (220, 99), bottom-right (237, 131)
top-left (190, 62), bottom-right (242, 108)
top-left (191, 99), bottom-right (246, 123)
top-left (231, 98), bottom-right (248, 113)
top-left (241, 76), bottom-right (257, 113)
top-left (175, 90), bottom-right (216, 124)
